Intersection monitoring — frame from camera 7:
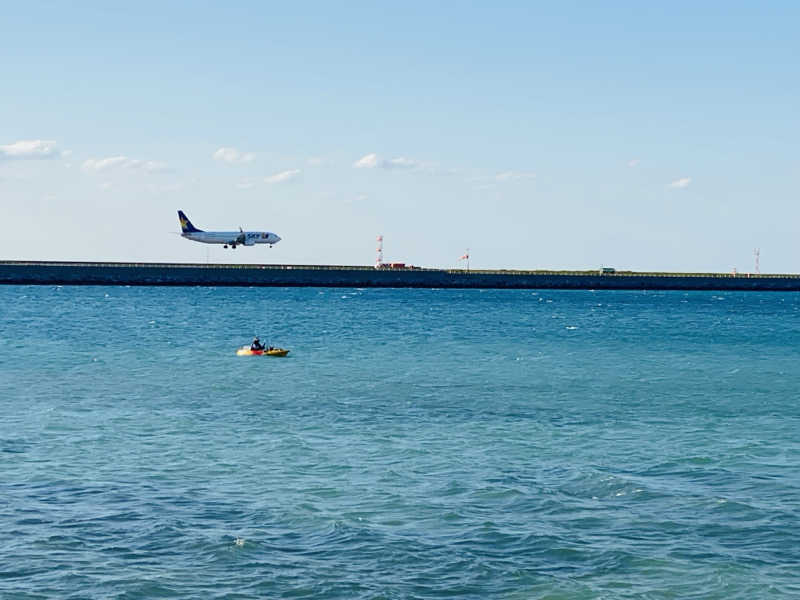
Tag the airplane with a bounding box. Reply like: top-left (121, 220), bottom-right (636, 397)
top-left (177, 210), bottom-right (281, 249)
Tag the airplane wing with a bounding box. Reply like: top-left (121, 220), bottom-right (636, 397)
top-left (224, 233), bottom-right (247, 246)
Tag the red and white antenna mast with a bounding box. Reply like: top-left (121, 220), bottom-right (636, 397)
top-left (375, 235), bottom-right (384, 269)
top-left (754, 248), bottom-right (760, 275)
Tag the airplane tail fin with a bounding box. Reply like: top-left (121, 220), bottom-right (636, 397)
top-left (177, 210), bottom-right (202, 233)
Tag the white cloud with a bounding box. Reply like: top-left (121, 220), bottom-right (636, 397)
top-left (353, 153), bottom-right (426, 170)
top-left (264, 169), bottom-right (301, 184)
top-left (82, 156), bottom-right (169, 173)
top-left (383, 156), bottom-right (420, 170)
top-left (0, 139), bottom-right (60, 159)
top-left (353, 153), bottom-right (379, 168)
top-left (236, 180), bottom-right (256, 190)
top-left (669, 177), bottom-right (691, 189)
top-left (83, 156), bottom-right (128, 171)
top-left (495, 171), bottom-right (536, 182)
top-left (213, 147), bottom-right (255, 164)
top-left (627, 159), bottom-right (641, 167)
top-left (129, 159), bottom-right (169, 172)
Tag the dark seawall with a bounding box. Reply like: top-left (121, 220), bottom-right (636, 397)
top-left (2, 261), bottom-right (800, 291)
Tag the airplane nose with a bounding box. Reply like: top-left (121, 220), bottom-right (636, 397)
top-left (274, 235), bottom-right (281, 243)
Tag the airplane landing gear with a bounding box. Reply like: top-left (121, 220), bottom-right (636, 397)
top-left (224, 245), bottom-right (228, 249)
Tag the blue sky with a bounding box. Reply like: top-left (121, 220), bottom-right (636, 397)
top-left (1, 1), bottom-right (798, 271)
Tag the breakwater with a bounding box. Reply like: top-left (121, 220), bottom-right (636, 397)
top-left (2, 261), bottom-right (800, 290)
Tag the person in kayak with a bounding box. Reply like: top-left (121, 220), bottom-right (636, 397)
top-left (251, 337), bottom-right (265, 351)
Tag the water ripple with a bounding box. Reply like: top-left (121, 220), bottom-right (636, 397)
top-left (1, 287), bottom-right (799, 598)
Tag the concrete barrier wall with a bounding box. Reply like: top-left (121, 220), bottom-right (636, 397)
top-left (2, 261), bottom-right (800, 290)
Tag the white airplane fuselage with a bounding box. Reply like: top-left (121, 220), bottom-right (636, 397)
top-left (177, 210), bottom-right (281, 248)
top-left (181, 230), bottom-right (281, 246)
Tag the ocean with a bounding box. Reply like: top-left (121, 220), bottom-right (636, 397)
top-left (1, 286), bottom-right (799, 598)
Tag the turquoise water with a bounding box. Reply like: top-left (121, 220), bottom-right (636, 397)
top-left (1, 286), bottom-right (799, 598)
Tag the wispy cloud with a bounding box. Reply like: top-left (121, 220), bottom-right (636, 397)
top-left (353, 153), bottom-right (425, 170)
top-left (353, 153), bottom-right (379, 168)
top-left (0, 139), bottom-right (61, 159)
top-left (627, 159), bottom-right (641, 168)
top-left (213, 147), bottom-right (255, 164)
top-left (264, 169), bottom-right (301, 184)
top-left (495, 171), bottom-right (536, 182)
top-left (466, 170), bottom-right (536, 189)
top-left (383, 156), bottom-right (420, 170)
top-left (668, 177), bottom-right (691, 189)
top-left (82, 156), bottom-right (169, 173)
top-left (236, 180), bottom-right (256, 190)
top-left (83, 156), bottom-right (128, 171)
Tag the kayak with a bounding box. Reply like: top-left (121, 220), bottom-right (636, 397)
top-left (236, 347), bottom-right (290, 357)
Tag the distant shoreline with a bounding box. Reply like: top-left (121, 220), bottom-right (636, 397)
top-left (1, 261), bottom-right (799, 291)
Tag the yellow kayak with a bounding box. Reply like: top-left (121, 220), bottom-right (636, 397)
top-left (236, 347), bottom-right (290, 357)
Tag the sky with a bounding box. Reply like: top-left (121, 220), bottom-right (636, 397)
top-left (1, 1), bottom-right (798, 272)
